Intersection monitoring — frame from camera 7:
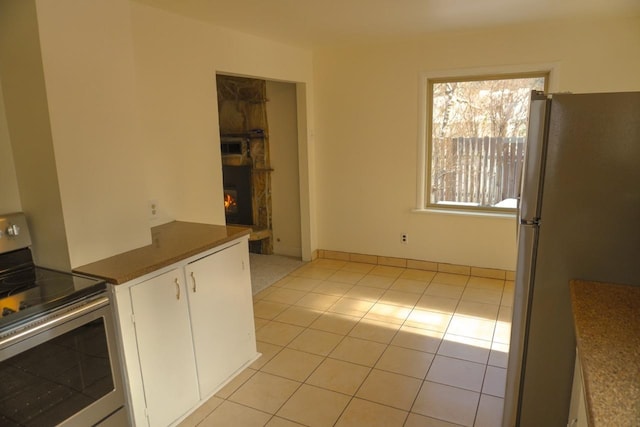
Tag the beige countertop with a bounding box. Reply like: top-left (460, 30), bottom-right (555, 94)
top-left (569, 280), bottom-right (640, 427)
top-left (73, 221), bottom-right (251, 284)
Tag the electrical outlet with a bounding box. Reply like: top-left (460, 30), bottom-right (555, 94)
top-left (149, 200), bottom-right (158, 217)
top-left (401, 233), bottom-right (408, 244)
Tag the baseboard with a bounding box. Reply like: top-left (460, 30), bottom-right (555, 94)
top-left (315, 249), bottom-right (515, 281)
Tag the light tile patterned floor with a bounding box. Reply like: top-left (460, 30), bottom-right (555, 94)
top-left (180, 259), bottom-right (513, 427)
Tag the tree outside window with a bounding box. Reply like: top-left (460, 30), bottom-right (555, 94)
top-left (427, 74), bottom-right (547, 211)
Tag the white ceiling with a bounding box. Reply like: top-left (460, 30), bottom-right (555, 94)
top-left (136, 0), bottom-right (640, 48)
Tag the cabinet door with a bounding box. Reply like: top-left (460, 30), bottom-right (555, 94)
top-left (186, 240), bottom-right (256, 396)
top-left (130, 269), bottom-right (200, 427)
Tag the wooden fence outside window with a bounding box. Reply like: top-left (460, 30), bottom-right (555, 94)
top-left (431, 136), bottom-right (525, 207)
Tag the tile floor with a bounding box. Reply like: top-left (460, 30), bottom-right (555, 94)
top-left (179, 259), bottom-right (513, 427)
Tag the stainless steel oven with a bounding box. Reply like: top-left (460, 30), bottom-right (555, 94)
top-left (0, 213), bottom-right (126, 426)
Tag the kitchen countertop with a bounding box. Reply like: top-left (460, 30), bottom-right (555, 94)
top-left (73, 221), bottom-right (251, 284)
top-left (569, 280), bottom-right (640, 427)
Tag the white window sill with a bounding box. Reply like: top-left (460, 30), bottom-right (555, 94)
top-left (412, 207), bottom-right (516, 219)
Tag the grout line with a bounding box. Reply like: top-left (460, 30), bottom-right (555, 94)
top-left (247, 261), bottom-right (509, 427)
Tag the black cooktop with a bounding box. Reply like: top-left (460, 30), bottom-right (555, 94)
top-left (0, 250), bottom-right (106, 334)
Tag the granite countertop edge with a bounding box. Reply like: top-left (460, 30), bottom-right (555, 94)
top-left (569, 279), bottom-right (640, 427)
top-left (73, 221), bottom-right (251, 285)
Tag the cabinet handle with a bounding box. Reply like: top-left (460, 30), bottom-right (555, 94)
top-left (175, 278), bottom-right (180, 300)
top-left (191, 271), bottom-right (197, 293)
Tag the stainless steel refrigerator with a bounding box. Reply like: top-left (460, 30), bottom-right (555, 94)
top-left (503, 91), bottom-right (640, 427)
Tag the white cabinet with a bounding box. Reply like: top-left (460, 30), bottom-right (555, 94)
top-left (112, 236), bottom-right (257, 427)
top-left (568, 351), bottom-right (589, 427)
top-left (129, 268), bottom-right (200, 427)
top-left (186, 240), bottom-right (255, 397)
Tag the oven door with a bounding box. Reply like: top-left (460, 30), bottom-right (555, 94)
top-left (0, 295), bottom-right (125, 427)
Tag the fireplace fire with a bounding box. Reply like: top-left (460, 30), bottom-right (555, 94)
top-left (222, 165), bottom-right (253, 226)
top-left (224, 190), bottom-right (238, 214)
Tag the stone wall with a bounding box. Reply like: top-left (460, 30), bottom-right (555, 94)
top-left (217, 74), bottom-right (273, 253)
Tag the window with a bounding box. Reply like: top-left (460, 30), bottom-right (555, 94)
top-left (423, 73), bottom-right (547, 212)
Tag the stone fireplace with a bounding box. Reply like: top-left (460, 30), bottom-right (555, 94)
top-left (217, 75), bottom-right (273, 254)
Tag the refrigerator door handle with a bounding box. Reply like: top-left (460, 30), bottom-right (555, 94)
top-left (519, 93), bottom-right (550, 222)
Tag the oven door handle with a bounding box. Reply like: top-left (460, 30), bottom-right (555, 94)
top-left (0, 295), bottom-right (110, 349)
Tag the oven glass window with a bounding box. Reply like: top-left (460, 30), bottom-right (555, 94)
top-left (0, 318), bottom-right (115, 426)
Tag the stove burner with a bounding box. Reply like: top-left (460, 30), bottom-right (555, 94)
top-left (0, 268), bottom-right (37, 298)
top-left (0, 265), bottom-right (106, 330)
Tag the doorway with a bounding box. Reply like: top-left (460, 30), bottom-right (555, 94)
top-left (216, 75), bottom-right (302, 258)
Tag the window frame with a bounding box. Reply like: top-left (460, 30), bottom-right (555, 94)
top-left (416, 65), bottom-right (556, 216)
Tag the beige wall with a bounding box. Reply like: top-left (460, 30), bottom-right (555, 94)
top-left (34, 0), bottom-right (151, 268)
top-left (313, 16), bottom-right (640, 270)
top-left (3, 4), bottom-right (636, 270)
top-left (0, 0), bottom-right (71, 268)
top-left (129, 3), bottom-right (315, 256)
top-left (1, 0), bottom-right (149, 268)
top-left (0, 1), bottom-right (315, 266)
top-left (266, 80), bottom-right (302, 257)
top-left (0, 81), bottom-right (21, 214)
